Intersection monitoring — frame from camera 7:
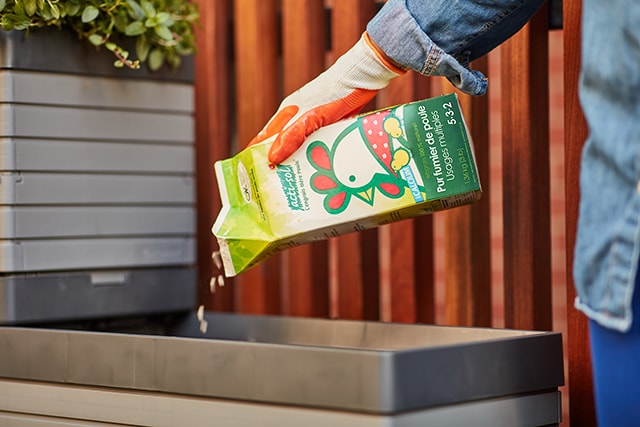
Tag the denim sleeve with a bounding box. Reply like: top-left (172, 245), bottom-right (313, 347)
top-left (366, 0), bottom-right (544, 95)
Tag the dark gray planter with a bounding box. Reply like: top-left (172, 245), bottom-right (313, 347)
top-left (0, 26), bottom-right (194, 80)
top-left (0, 28), bottom-right (197, 324)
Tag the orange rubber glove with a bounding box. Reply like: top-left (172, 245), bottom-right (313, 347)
top-left (247, 32), bottom-right (405, 165)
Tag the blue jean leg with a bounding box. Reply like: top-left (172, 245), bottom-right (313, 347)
top-left (589, 270), bottom-right (640, 426)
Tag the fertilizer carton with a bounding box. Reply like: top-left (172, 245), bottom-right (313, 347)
top-left (212, 93), bottom-right (481, 277)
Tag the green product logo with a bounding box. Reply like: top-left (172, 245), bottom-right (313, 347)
top-left (276, 164), bottom-right (307, 211)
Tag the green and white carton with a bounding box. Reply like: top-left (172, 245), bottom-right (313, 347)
top-left (213, 93), bottom-right (481, 277)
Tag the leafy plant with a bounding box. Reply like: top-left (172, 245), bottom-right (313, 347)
top-left (0, 0), bottom-right (199, 71)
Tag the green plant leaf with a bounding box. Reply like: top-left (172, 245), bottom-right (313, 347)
top-left (111, 11), bottom-right (125, 31)
top-left (174, 42), bottom-right (193, 56)
top-left (154, 24), bottom-right (172, 41)
top-left (49, 3), bottom-right (60, 19)
top-left (88, 34), bottom-right (104, 46)
top-left (0, 15), bottom-right (14, 30)
top-left (2, 13), bottom-right (31, 30)
top-left (167, 52), bottom-right (181, 69)
top-left (155, 11), bottom-right (170, 24)
top-left (125, 0), bottom-right (145, 21)
top-left (148, 47), bottom-right (165, 71)
top-left (12, 0), bottom-right (25, 15)
top-left (135, 34), bottom-right (151, 62)
top-left (23, 0), bottom-right (37, 16)
top-left (144, 16), bottom-right (157, 27)
top-left (65, 1), bottom-right (81, 16)
top-left (125, 20), bottom-right (145, 36)
top-left (81, 5), bottom-right (99, 23)
top-left (140, 0), bottom-right (155, 18)
top-left (0, 0), bottom-right (199, 71)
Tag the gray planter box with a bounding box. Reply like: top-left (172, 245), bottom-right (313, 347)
top-left (0, 313), bottom-right (564, 426)
top-left (0, 29), bottom-right (197, 323)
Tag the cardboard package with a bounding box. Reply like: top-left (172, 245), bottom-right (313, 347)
top-left (213, 93), bottom-right (481, 277)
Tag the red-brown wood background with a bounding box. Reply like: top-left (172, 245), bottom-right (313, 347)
top-left (194, 1), bottom-right (595, 425)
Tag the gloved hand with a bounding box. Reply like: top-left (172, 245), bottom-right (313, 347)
top-left (247, 32), bottom-right (405, 165)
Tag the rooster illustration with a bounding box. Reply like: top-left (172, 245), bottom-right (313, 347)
top-left (307, 109), bottom-right (422, 214)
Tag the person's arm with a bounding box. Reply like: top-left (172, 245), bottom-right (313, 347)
top-left (251, 0), bottom-right (544, 165)
top-left (247, 32), bottom-right (404, 164)
top-left (367, 0), bottom-right (544, 95)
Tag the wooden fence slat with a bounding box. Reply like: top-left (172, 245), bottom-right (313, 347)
top-left (377, 73), bottom-right (420, 323)
top-left (194, 0), bottom-right (234, 311)
top-left (501, 4), bottom-right (553, 331)
top-left (377, 72), bottom-right (435, 323)
top-left (413, 215), bottom-right (437, 324)
top-left (329, 0), bottom-right (380, 320)
top-left (280, 0), bottom-right (329, 317)
top-left (232, 0), bottom-right (281, 314)
top-left (563, 0), bottom-right (597, 424)
top-left (443, 57), bottom-right (492, 327)
top-left (411, 75), bottom-right (438, 325)
top-left (282, 0), bottom-right (326, 90)
top-left (379, 219), bottom-right (417, 322)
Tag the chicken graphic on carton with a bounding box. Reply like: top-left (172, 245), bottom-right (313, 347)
top-left (213, 93), bottom-right (481, 277)
top-left (307, 109), bottom-right (420, 214)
